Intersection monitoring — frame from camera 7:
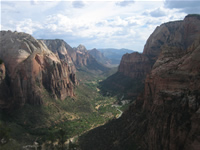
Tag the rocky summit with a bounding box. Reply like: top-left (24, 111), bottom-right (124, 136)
top-left (0, 31), bottom-right (75, 110)
top-left (88, 48), bottom-right (111, 67)
top-left (79, 14), bottom-right (200, 150)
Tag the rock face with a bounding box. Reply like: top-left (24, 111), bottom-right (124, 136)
top-left (0, 31), bottom-right (75, 109)
top-left (79, 15), bottom-right (200, 150)
top-left (70, 44), bottom-right (109, 73)
top-left (40, 39), bottom-right (77, 85)
top-left (118, 52), bottom-right (151, 79)
top-left (103, 14), bottom-right (200, 99)
top-left (140, 34), bottom-right (200, 150)
top-left (40, 39), bottom-right (76, 74)
top-left (42, 40), bottom-right (109, 75)
top-left (88, 48), bottom-right (111, 67)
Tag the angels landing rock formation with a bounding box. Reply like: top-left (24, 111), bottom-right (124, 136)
top-left (79, 14), bottom-right (200, 150)
top-left (0, 31), bottom-right (75, 110)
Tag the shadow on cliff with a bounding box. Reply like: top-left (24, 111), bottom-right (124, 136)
top-left (99, 72), bottom-right (145, 100)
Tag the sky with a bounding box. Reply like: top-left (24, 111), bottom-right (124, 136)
top-left (1, 0), bottom-right (200, 52)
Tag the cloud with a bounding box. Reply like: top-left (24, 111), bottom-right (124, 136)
top-left (164, 0), bottom-right (200, 14)
top-left (15, 19), bottom-right (43, 34)
top-left (72, 1), bottom-right (85, 8)
top-left (116, 0), bottom-right (135, 7)
top-left (30, 0), bottom-right (39, 5)
top-left (149, 8), bottom-right (167, 17)
top-left (1, 1), bottom-right (190, 52)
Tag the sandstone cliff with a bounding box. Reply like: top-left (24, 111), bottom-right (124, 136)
top-left (40, 39), bottom-right (77, 84)
top-left (0, 31), bottom-right (75, 109)
top-left (118, 52), bottom-right (151, 79)
top-left (102, 14), bottom-right (200, 99)
top-left (40, 39), bottom-right (76, 74)
top-left (79, 14), bottom-right (200, 150)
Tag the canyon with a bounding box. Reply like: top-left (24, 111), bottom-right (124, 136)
top-left (79, 14), bottom-right (200, 150)
top-left (0, 14), bottom-right (199, 150)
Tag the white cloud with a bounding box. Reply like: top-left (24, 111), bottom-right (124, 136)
top-left (72, 1), bottom-right (86, 8)
top-left (15, 19), bottom-right (43, 34)
top-left (116, 0), bottom-right (135, 7)
top-left (1, 0), bottom-right (192, 52)
top-left (164, 0), bottom-right (200, 13)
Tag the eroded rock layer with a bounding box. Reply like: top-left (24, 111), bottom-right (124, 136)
top-left (0, 31), bottom-right (75, 109)
top-left (79, 14), bottom-right (200, 150)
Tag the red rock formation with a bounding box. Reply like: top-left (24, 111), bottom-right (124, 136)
top-left (141, 36), bottom-right (200, 150)
top-left (119, 14), bottom-right (200, 79)
top-left (0, 31), bottom-right (75, 109)
top-left (118, 52), bottom-right (151, 79)
top-left (41, 39), bottom-right (76, 73)
top-left (41, 39), bottom-right (77, 84)
top-left (79, 15), bottom-right (200, 150)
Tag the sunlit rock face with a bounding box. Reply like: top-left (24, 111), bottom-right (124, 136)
top-left (79, 15), bottom-right (200, 150)
top-left (119, 15), bottom-right (200, 79)
top-left (41, 39), bottom-right (77, 74)
top-left (41, 40), bottom-right (109, 79)
top-left (0, 31), bottom-right (75, 109)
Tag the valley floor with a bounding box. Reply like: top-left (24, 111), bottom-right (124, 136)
top-left (0, 68), bottom-right (132, 150)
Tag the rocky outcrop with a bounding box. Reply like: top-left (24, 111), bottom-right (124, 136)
top-left (88, 48), bottom-right (111, 67)
top-left (118, 52), bottom-right (152, 79)
top-left (139, 36), bottom-right (200, 150)
top-left (71, 45), bottom-right (109, 72)
top-left (102, 14), bottom-right (200, 99)
top-left (0, 31), bottom-right (75, 109)
top-left (120, 14), bottom-right (200, 78)
top-left (40, 39), bottom-right (77, 85)
top-left (79, 15), bottom-right (200, 150)
top-left (40, 39), bottom-right (76, 73)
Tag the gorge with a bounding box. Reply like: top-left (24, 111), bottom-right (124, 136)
top-left (0, 14), bottom-right (200, 150)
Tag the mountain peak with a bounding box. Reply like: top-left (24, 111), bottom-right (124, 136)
top-left (77, 44), bottom-right (87, 52)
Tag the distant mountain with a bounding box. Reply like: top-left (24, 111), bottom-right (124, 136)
top-left (96, 48), bottom-right (134, 66)
top-left (41, 40), bottom-right (110, 82)
top-left (88, 48), bottom-right (111, 67)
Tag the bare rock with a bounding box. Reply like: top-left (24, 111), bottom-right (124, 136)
top-left (0, 31), bottom-right (75, 109)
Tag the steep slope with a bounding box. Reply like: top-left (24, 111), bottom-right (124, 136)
top-left (88, 48), bottom-right (111, 67)
top-left (40, 39), bottom-right (76, 74)
top-left (101, 14), bottom-right (200, 99)
top-left (42, 40), bottom-right (109, 74)
top-left (79, 14), bottom-right (200, 150)
top-left (0, 31), bottom-right (75, 110)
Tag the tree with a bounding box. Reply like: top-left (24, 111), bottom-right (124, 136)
top-left (58, 128), bottom-right (68, 150)
top-left (0, 123), bottom-right (11, 146)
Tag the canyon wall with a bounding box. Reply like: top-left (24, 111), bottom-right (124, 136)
top-left (79, 14), bottom-right (200, 150)
top-left (0, 31), bottom-right (75, 109)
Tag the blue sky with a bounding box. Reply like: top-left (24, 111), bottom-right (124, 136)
top-left (1, 0), bottom-right (200, 52)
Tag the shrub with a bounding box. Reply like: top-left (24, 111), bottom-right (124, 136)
top-left (0, 59), bottom-right (3, 64)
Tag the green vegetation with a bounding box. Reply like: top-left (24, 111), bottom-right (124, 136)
top-left (100, 72), bottom-right (144, 100)
top-left (0, 59), bottom-right (3, 64)
top-left (0, 67), bottom-right (124, 149)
